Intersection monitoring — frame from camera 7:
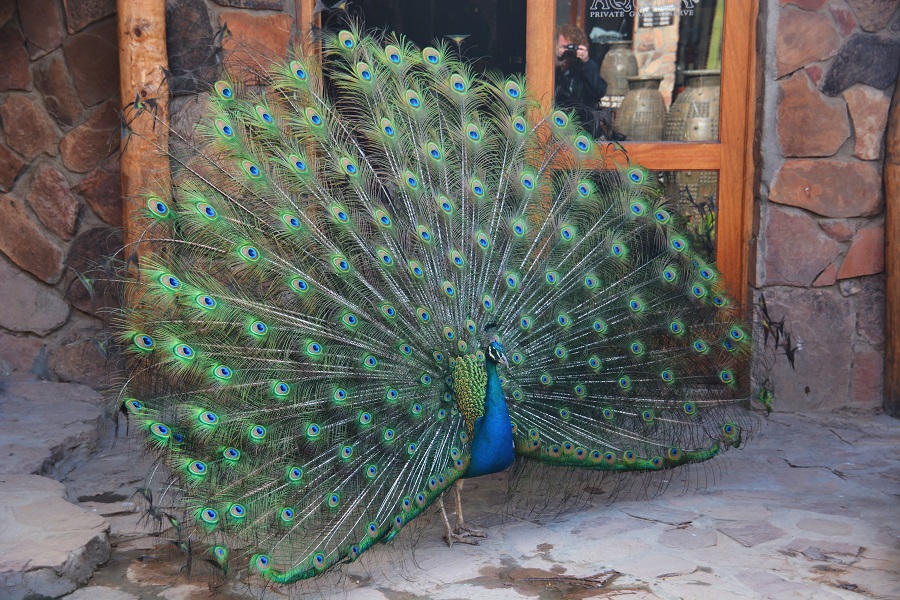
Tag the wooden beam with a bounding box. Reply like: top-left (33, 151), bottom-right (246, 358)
top-left (117, 0), bottom-right (169, 260)
top-left (885, 75), bottom-right (900, 417)
top-left (294, 0), bottom-right (320, 53)
top-left (526, 0), bottom-right (555, 113)
top-left (617, 142), bottom-right (721, 171)
top-left (717, 0), bottom-right (756, 303)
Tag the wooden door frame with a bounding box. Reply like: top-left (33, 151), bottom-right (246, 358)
top-left (526, 0), bottom-right (758, 302)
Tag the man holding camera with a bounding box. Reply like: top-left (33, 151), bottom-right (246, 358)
top-left (555, 24), bottom-right (608, 137)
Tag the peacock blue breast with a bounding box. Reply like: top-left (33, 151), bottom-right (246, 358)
top-left (463, 360), bottom-right (515, 478)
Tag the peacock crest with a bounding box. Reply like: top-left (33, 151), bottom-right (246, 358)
top-left (119, 21), bottom-right (757, 584)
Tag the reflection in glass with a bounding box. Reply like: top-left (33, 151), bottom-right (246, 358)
top-left (664, 69), bottom-right (720, 142)
top-left (656, 170), bottom-right (719, 263)
top-left (555, 0), bottom-right (724, 142)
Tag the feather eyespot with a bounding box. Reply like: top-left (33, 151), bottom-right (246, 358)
top-left (201, 508), bottom-right (219, 524)
top-left (255, 106), bottom-right (273, 124)
top-left (282, 214), bottom-right (301, 230)
top-left (450, 74), bottom-right (467, 93)
top-left (253, 554), bottom-right (270, 571)
top-left (174, 344), bottom-right (195, 359)
top-left (385, 45), bottom-right (402, 63)
top-left (356, 62), bottom-right (372, 81)
top-left (338, 30), bottom-right (355, 48)
top-left (574, 134), bottom-right (591, 152)
top-left (289, 155), bottom-right (308, 173)
top-left (133, 334), bottom-right (154, 350)
top-left (149, 422), bottom-right (169, 438)
top-left (627, 167), bottom-right (645, 184)
top-left (147, 197), bottom-right (168, 217)
top-left (290, 61), bottom-right (307, 80)
top-left (214, 81), bottom-right (232, 99)
top-left (239, 245), bottom-right (259, 262)
top-left (422, 47), bottom-right (441, 64)
top-left (241, 160), bottom-right (261, 178)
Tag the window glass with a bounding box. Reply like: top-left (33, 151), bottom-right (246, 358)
top-left (555, 0), bottom-right (724, 142)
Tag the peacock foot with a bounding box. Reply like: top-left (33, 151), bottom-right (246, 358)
top-left (443, 531), bottom-right (481, 547)
top-left (453, 523), bottom-right (486, 538)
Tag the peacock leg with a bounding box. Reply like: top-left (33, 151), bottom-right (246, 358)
top-left (453, 480), bottom-right (486, 538)
top-left (439, 496), bottom-right (479, 547)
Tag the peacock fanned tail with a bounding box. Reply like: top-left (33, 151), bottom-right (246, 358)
top-left (119, 23), bottom-right (755, 584)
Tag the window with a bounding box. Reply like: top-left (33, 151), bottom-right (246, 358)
top-left (527, 0), bottom-right (758, 300)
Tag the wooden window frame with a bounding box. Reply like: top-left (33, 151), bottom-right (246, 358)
top-left (526, 0), bottom-right (758, 302)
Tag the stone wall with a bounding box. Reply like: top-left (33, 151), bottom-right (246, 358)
top-left (0, 0), bottom-right (298, 388)
top-left (0, 0), bottom-right (121, 387)
top-left (757, 0), bottom-right (899, 411)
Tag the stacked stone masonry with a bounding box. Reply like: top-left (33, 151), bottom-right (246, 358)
top-left (760, 0), bottom-right (899, 411)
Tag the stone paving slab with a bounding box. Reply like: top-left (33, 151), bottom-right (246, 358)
top-left (2, 371), bottom-right (899, 599)
top-left (0, 374), bottom-right (115, 600)
top-left (61, 411), bottom-right (900, 599)
top-left (0, 474), bottom-right (110, 600)
top-left (0, 373), bottom-right (106, 478)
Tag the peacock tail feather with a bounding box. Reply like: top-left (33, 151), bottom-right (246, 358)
top-left (119, 22), bottom-right (756, 584)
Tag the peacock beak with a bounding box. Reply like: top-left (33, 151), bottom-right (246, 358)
top-left (499, 355), bottom-right (509, 368)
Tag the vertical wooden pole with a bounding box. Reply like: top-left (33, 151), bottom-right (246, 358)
top-left (526, 0), bottom-right (555, 113)
top-left (117, 0), bottom-right (169, 260)
top-left (717, 0), bottom-right (756, 305)
top-left (885, 79), bottom-right (900, 417)
top-left (294, 0), bottom-right (320, 53)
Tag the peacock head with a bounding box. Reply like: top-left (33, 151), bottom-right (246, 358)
top-left (486, 339), bottom-right (509, 368)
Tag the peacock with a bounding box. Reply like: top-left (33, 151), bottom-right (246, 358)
top-left (119, 22), bottom-right (758, 585)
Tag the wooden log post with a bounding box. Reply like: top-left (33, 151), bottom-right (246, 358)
top-left (885, 79), bottom-right (900, 417)
top-left (525, 0), bottom-right (555, 114)
top-left (117, 0), bottom-right (170, 262)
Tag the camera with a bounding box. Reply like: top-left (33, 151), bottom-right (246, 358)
top-left (562, 43), bottom-right (579, 60)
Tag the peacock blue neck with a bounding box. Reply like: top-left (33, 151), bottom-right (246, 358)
top-left (463, 360), bottom-right (515, 478)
